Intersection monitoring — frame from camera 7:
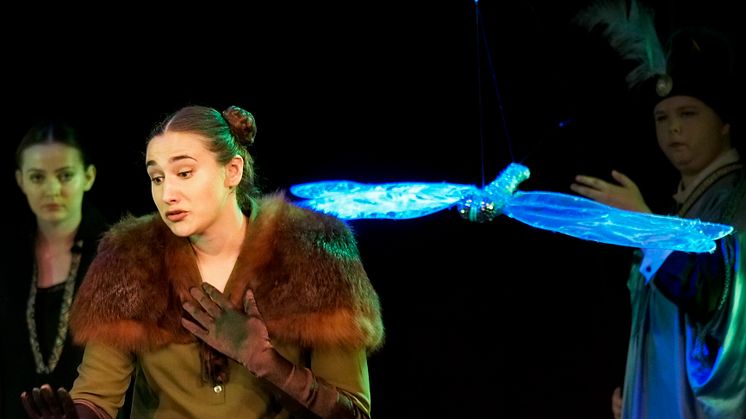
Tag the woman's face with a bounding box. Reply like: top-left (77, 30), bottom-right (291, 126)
top-left (15, 143), bottom-right (95, 225)
top-left (654, 95), bottom-right (731, 177)
top-left (146, 131), bottom-right (240, 238)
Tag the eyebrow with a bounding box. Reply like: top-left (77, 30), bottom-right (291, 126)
top-left (655, 105), bottom-right (699, 115)
top-left (25, 166), bottom-right (75, 173)
top-left (146, 154), bottom-right (197, 168)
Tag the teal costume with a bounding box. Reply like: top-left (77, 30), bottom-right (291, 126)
top-left (622, 161), bottom-right (746, 418)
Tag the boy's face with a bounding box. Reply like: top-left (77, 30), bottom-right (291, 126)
top-left (654, 95), bottom-right (731, 178)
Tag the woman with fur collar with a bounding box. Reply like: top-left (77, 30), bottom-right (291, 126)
top-left (21, 105), bottom-right (384, 419)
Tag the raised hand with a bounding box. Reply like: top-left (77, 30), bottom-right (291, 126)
top-left (21, 384), bottom-right (78, 419)
top-left (181, 283), bottom-right (274, 375)
top-left (571, 170), bottom-right (651, 213)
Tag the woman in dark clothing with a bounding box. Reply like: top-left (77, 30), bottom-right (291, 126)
top-left (0, 122), bottom-right (112, 418)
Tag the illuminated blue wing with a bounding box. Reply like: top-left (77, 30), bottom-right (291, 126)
top-left (290, 180), bottom-right (479, 220)
top-left (502, 191), bottom-right (733, 253)
top-left (289, 162), bottom-right (733, 253)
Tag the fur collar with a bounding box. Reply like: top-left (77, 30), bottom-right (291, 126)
top-left (70, 194), bottom-right (384, 354)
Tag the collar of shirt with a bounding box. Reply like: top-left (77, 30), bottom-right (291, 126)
top-left (673, 148), bottom-right (741, 205)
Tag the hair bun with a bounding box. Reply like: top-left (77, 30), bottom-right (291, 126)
top-left (222, 106), bottom-right (257, 145)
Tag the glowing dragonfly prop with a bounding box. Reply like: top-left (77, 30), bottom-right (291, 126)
top-left (290, 163), bottom-right (733, 253)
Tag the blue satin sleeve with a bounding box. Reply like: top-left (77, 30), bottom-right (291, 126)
top-left (653, 236), bottom-right (733, 324)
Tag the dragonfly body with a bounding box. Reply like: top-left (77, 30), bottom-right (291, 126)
top-left (290, 163), bottom-right (733, 253)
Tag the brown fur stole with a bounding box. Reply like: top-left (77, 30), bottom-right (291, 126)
top-left (69, 194), bottom-right (384, 355)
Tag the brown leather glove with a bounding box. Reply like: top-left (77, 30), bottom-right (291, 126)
top-left (182, 283), bottom-right (367, 418)
top-left (20, 384), bottom-right (109, 419)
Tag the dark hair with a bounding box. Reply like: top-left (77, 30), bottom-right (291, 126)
top-left (15, 121), bottom-right (92, 169)
top-left (149, 105), bottom-right (260, 212)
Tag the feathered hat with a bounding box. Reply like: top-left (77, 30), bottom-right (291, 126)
top-left (575, 0), bottom-right (735, 122)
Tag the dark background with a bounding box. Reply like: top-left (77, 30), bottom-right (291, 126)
top-left (2, 1), bottom-right (742, 418)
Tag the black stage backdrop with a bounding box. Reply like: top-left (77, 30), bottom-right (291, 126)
top-left (2, 1), bottom-right (741, 418)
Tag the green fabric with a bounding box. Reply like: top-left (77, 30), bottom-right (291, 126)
top-left (622, 168), bottom-right (746, 418)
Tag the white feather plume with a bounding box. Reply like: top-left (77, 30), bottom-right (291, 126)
top-left (575, 0), bottom-right (666, 88)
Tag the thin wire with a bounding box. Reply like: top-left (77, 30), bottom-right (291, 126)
top-left (473, 1), bottom-right (486, 188)
top-left (474, 2), bottom-right (516, 188)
